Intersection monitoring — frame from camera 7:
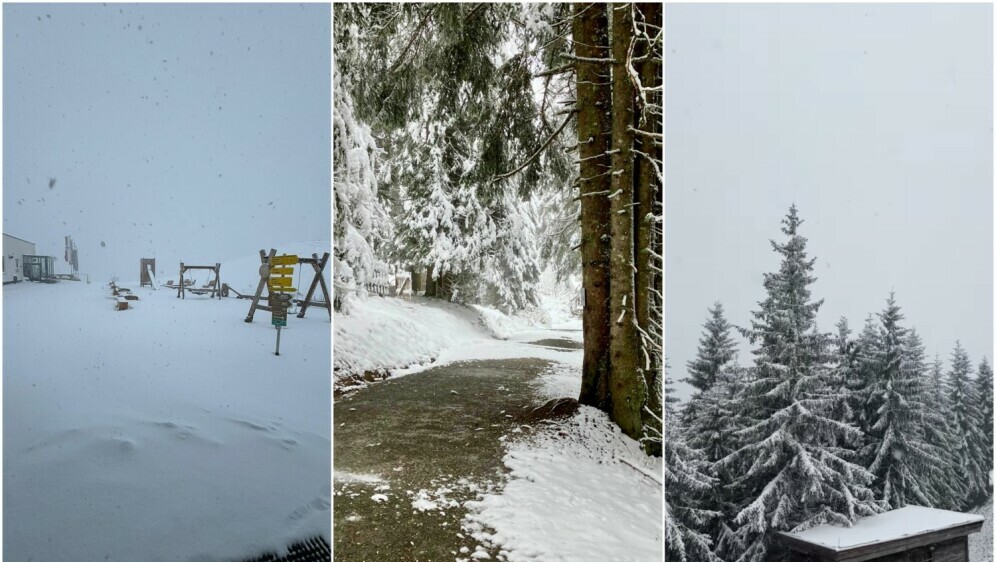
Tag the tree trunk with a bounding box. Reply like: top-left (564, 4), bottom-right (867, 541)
top-left (408, 265), bottom-right (419, 293)
top-left (574, 3), bottom-right (614, 412)
top-left (425, 264), bottom-right (437, 297)
top-left (608, 3), bottom-right (646, 440)
top-left (635, 1), bottom-right (662, 455)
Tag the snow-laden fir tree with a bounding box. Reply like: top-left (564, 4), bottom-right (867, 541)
top-left (975, 357), bottom-right (994, 477)
top-left (902, 329), bottom-right (963, 507)
top-left (717, 206), bottom-right (877, 562)
top-left (681, 362), bottom-right (749, 560)
top-left (858, 296), bottom-right (954, 509)
top-left (334, 3), bottom-right (562, 312)
top-left (683, 364), bottom-right (745, 465)
top-left (847, 315), bottom-right (882, 440)
top-left (332, 64), bottom-right (392, 312)
top-left (946, 342), bottom-right (990, 507)
top-left (684, 302), bottom-right (738, 394)
top-left (665, 375), bottom-right (723, 562)
top-left (921, 354), bottom-right (968, 509)
top-left (826, 317), bottom-right (859, 425)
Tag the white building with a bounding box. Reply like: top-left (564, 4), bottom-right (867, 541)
top-left (3, 234), bottom-right (36, 284)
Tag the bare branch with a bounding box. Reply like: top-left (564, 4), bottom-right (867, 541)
top-left (492, 112), bottom-right (576, 183)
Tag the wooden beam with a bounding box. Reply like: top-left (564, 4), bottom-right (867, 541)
top-left (245, 249), bottom-right (276, 323)
top-left (297, 252), bottom-right (331, 319)
top-left (775, 520), bottom-right (983, 562)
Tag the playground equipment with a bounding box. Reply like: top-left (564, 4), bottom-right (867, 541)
top-left (176, 262), bottom-right (221, 299)
top-left (295, 252), bottom-right (332, 319)
top-left (109, 282), bottom-right (139, 310)
top-left (244, 250), bottom-right (331, 322)
top-left (140, 258), bottom-right (157, 289)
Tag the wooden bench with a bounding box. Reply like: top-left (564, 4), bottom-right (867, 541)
top-left (116, 297), bottom-right (129, 311)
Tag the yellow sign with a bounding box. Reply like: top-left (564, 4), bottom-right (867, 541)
top-left (271, 255), bottom-right (298, 265)
top-left (269, 286), bottom-right (297, 293)
top-left (269, 267), bottom-right (294, 276)
top-left (268, 277), bottom-right (293, 287)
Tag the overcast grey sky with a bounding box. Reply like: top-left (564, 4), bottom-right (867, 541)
top-left (666, 4), bottom-right (993, 401)
top-left (4, 3), bottom-right (330, 281)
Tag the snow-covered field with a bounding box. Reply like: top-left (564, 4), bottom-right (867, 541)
top-left (4, 247), bottom-right (330, 562)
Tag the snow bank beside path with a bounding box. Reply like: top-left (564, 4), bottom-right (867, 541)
top-left (334, 294), bottom-right (583, 392)
top-left (334, 297), bottom-right (490, 386)
top-left (463, 406), bottom-right (663, 562)
top-left (970, 499), bottom-right (993, 562)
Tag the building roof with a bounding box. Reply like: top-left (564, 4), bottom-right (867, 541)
top-left (2, 233), bottom-right (34, 245)
top-left (777, 506), bottom-right (984, 560)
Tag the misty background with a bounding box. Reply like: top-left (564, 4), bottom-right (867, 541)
top-left (3, 3), bottom-right (330, 282)
top-left (665, 4), bottom-right (993, 400)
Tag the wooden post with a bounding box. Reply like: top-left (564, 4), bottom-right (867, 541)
top-left (213, 263), bottom-right (221, 299)
top-left (297, 252), bottom-right (332, 319)
top-left (245, 249), bottom-right (277, 323)
top-left (177, 262), bottom-right (185, 299)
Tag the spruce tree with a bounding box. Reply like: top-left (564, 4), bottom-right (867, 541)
top-left (947, 342), bottom-right (989, 507)
top-left (975, 357), bottom-right (994, 478)
top-left (334, 3), bottom-right (561, 312)
top-left (682, 363), bottom-right (748, 560)
top-left (332, 64), bottom-right (392, 311)
top-left (573, 2), bottom-right (613, 413)
top-left (848, 315), bottom-right (881, 441)
top-left (665, 375), bottom-right (723, 562)
top-left (684, 302), bottom-right (738, 394)
top-left (718, 206), bottom-right (877, 562)
top-left (827, 317), bottom-right (858, 425)
top-left (859, 296), bottom-right (949, 509)
top-left (922, 354), bottom-right (967, 509)
top-left (903, 329), bottom-right (962, 508)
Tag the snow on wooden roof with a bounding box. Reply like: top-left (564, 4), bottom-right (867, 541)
top-left (785, 506), bottom-right (984, 551)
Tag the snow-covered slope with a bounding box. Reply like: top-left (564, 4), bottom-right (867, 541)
top-left (333, 296), bottom-right (492, 388)
top-left (3, 270), bottom-right (330, 561)
top-left (333, 293), bottom-right (583, 392)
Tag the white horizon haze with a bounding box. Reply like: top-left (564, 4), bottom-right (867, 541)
top-left (3, 4), bottom-right (331, 283)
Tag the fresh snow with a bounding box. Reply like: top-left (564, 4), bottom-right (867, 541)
top-left (788, 505), bottom-right (984, 550)
top-left (334, 295), bottom-right (582, 391)
top-left (463, 406), bottom-right (663, 562)
top-left (333, 296), bottom-right (491, 387)
top-left (336, 286), bottom-right (660, 562)
top-left (4, 244), bottom-right (330, 562)
top-left (970, 500), bottom-right (993, 562)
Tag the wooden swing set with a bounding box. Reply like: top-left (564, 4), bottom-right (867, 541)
top-left (176, 262), bottom-right (222, 299)
top-left (244, 249), bottom-right (332, 323)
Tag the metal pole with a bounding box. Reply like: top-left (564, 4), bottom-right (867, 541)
top-left (275, 326), bottom-right (282, 356)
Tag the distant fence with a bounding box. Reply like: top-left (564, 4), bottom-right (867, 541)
top-left (333, 274), bottom-right (412, 312)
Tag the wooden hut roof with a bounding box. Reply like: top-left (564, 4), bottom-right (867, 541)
top-left (776, 506), bottom-right (983, 561)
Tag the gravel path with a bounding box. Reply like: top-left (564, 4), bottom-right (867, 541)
top-left (333, 357), bottom-right (554, 562)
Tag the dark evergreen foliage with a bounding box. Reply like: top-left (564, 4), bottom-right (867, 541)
top-left (684, 302), bottom-right (738, 394)
top-left (672, 207), bottom-right (992, 559)
top-left (717, 206), bottom-right (878, 562)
